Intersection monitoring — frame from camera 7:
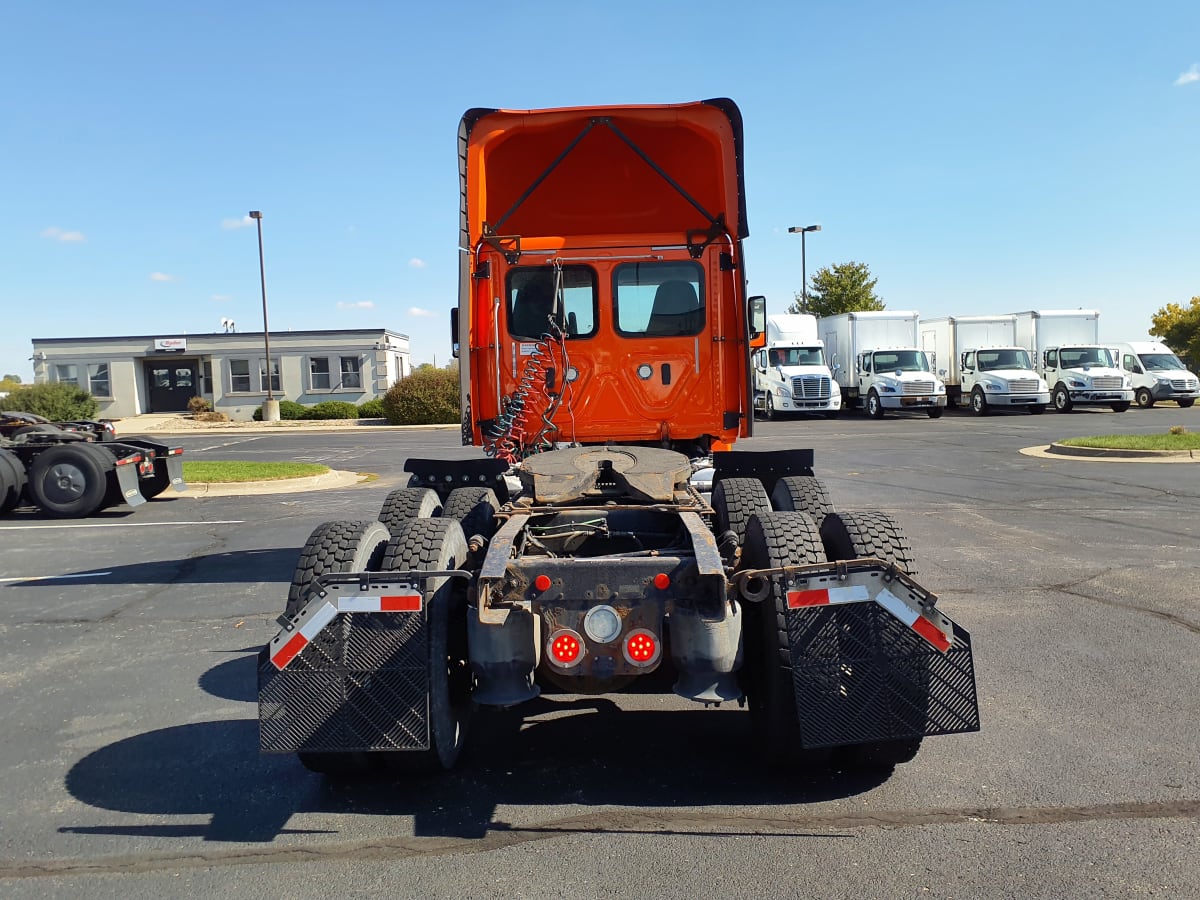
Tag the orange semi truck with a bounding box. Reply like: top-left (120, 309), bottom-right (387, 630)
top-left (259, 100), bottom-right (978, 775)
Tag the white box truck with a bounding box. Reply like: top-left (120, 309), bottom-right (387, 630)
top-left (818, 310), bottom-right (947, 418)
top-left (919, 315), bottom-right (1050, 415)
top-left (752, 313), bottom-right (841, 418)
top-left (1012, 309), bottom-right (1133, 413)
top-left (1109, 341), bottom-right (1199, 408)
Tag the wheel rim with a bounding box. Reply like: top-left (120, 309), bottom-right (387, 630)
top-left (1136, 389), bottom-right (1152, 408)
top-left (42, 462), bottom-right (90, 504)
top-left (972, 392), bottom-right (983, 412)
top-left (766, 395), bottom-right (774, 418)
top-left (1055, 390), bottom-right (1067, 409)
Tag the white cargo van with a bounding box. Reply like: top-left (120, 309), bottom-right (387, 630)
top-left (818, 310), bottom-right (947, 418)
top-left (920, 315), bottom-right (1050, 414)
top-left (1110, 341), bottom-right (1199, 408)
top-left (1012, 309), bottom-right (1133, 413)
top-left (752, 313), bottom-right (840, 418)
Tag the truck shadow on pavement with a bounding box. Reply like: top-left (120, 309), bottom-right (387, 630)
top-left (63, 655), bottom-right (895, 844)
top-left (8, 548), bottom-right (301, 587)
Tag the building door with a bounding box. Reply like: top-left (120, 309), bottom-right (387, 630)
top-left (144, 360), bottom-right (198, 412)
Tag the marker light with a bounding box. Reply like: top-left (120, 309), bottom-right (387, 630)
top-left (653, 572), bottom-right (670, 590)
top-left (584, 605), bottom-right (621, 643)
top-left (548, 629), bottom-right (584, 667)
top-left (534, 574), bottom-right (552, 593)
top-left (623, 628), bottom-right (661, 667)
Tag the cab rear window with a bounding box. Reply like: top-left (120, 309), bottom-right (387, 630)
top-left (613, 262), bottom-right (705, 337)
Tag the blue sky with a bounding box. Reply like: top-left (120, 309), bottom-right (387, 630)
top-left (2, 1), bottom-right (1197, 380)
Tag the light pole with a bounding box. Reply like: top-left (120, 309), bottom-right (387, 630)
top-left (248, 210), bottom-right (279, 422)
top-left (788, 224), bottom-right (822, 313)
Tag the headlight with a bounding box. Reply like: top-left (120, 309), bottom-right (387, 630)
top-left (1069, 379), bottom-right (1085, 388)
top-left (983, 382), bottom-right (999, 391)
top-left (1156, 377), bottom-right (1171, 385)
top-left (776, 385), bottom-right (792, 398)
top-left (881, 385), bottom-right (896, 393)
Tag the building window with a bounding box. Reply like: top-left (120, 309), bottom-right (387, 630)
top-left (340, 356), bottom-right (362, 389)
top-left (200, 360), bottom-right (213, 394)
top-left (229, 359), bottom-right (252, 393)
top-left (54, 363), bottom-right (79, 385)
top-left (88, 363), bottom-right (111, 397)
top-left (259, 358), bottom-right (281, 393)
top-left (310, 357), bottom-right (331, 390)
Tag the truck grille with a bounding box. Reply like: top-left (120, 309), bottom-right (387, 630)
top-left (1171, 378), bottom-right (1198, 391)
top-left (902, 381), bottom-right (935, 395)
top-left (791, 375), bottom-right (832, 400)
top-left (1008, 378), bottom-right (1040, 393)
top-left (1091, 377), bottom-right (1123, 390)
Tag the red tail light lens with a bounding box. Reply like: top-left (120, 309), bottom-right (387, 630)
top-left (623, 629), bottom-right (660, 667)
top-left (548, 629), bottom-right (584, 667)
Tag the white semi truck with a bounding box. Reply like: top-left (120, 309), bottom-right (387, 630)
top-left (1109, 341), bottom-right (1199, 409)
top-left (919, 315), bottom-right (1050, 415)
top-left (752, 313), bottom-right (840, 418)
top-left (817, 310), bottom-right (947, 418)
top-left (1012, 310), bottom-right (1133, 413)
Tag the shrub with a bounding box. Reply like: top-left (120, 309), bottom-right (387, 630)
top-left (253, 399), bottom-right (308, 421)
top-left (195, 411), bottom-right (230, 423)
top-left (0, 382), bottom-right (99, 420)
top-left (187, 395), bottom-right (213, 414)
top-left (357, 398), bottom-right (385, 418)
top-left (306, 400), bottom-right (360, 420)
top-left (1169, 425), bottom-right (1188, 436)
top-left (382, 368), bottom-right (460, 425)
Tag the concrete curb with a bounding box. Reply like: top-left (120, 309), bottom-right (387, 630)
top-left (179, 469), bottom-right (369, 497)
top-left (128, 423), bottom-right (460, 436)
top-left (1020, 444), bottom-right (1200, 463)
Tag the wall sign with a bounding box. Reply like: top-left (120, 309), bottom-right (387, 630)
top-left (154, 338), bottom-right (187, 351)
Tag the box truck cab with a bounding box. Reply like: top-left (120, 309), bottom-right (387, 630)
top-left (752, 313), bottom-right (840, 418)
top-left (1110, 341), bottom-right (1199, 409)
top-left (920, 314), bottom-right (1049, 414)
top-left (818, 311), bottom-right (946, 419)
top-left (1012, 309), bottom-right (1133, 413)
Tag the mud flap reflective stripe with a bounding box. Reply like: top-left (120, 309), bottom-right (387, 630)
top-left (785, 582), bottom-right (953, 653)
top-left (874, 588), bottom-right (953, 653)
top-left (787, 585), bottom-right (869, 607)
top-left (270, 592), bottom-right (423, 669)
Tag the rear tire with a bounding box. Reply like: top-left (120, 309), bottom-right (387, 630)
top-left (0, 449), bottom-right (27, 514)
top-left (378, 486), bottom-right (442, 535)
top-left (440, 486), bottom-right (499, 541)
top-left (712, 477), bottom-right (771, 546)
top-left (740, 510), bottom-right (830, 766)
top-left (285, 520), bottom-right (390, 618)
top-left (769, 475), bottom-right (833, 527)
top-left (26, 444), bottom-right (110, 518)
top-left (819, 510), bottom-right (925, 768)
top-left (379, 517), bottom-right (472, 773)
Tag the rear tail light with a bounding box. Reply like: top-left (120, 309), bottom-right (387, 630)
top-left (548, 629), bottom-right (584, 668)
top-left (623, 629), bottom-right (661, 667)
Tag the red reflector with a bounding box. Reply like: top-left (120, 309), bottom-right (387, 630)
top-left (550, 631), bottom-right (581, 663)
top-left (653, 573), bottom-right (670, 590)
top-left (380, 594), bottom-right (421, 612)
top-left (912, 615), bottom-right (952, 652)
top-left (626, 632), bottom-right (657, 663)
top-left (534, 574), bottom-right (552, 592)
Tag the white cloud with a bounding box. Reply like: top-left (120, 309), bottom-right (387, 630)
top-left (408, 306), bottom-right (438, 318)
top-left (221, 215), bottom-right (254, 230)
top-left (337, 300), bottom-right (376, 310)
top-left (1175, 64), bottom-right (1200, 86)
top-left (41, 226), bottom-right (86, 242)
top-left (210, 294), bottom-right (232, 303)
top-left (149, 272), bottom-right (177, 282)
top-left (408, 258), bottom-right (427, 268)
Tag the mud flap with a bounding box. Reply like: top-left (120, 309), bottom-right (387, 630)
top-left (163, 454), bottom-right (187, 493)
top-left (786, 603), bottom-right (979, 749)
top-left (114, 463), bottom-right (146, 508)
top-left (258, 580), bottom-right (432, 753)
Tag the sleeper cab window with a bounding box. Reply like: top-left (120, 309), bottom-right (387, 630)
top-left (614, 261), bottom-right (705, 337)
top-left (507, 266), bottom-right (598, 339)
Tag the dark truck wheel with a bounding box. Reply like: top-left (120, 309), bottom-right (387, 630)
top-left (866, 390), bottom-right (885, 419)
top-left (712, 477), bottom-right (771, 547)
top-left (1180, 398), bottom-right (1195, 409)
top-left (1135, 388), bottom-right (1154, 409)
top-left (440, 486), bottom-right (499, 541)
top-left (739, 510), bottom-right (829, 766)
top-left (26, 443), bottom-right (111, 518)
top-left (378, 486), bottom-right (442, 535)
top-left (379, 517), bottom-right (472, 773)
top-left (820, 510), bottom-right (925, 768)
top-left (970, 388), bottom-right (988, 416)
top-left (1052, 385), bottom-right (1073, 412)
top-left (285, 520), bottom-right (391, 618)
top-left (769, 475), bottom-right (834, 528)
top-left (0, 448), bottom-right (27, 514)
top-left (926, 406), bottom-right (944, 418)
top-left (1110, 402), bottom-right (1130, 413)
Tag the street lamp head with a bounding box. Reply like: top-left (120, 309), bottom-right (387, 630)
top-left (248, 210), bottom-right (262, 219)
top-left (788, 224), bottom-right (821, 234)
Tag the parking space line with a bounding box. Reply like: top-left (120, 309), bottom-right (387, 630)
top-left (0, 520), bottom-right (244, 530)
top-left (0, 572), bottom-right (113, 583)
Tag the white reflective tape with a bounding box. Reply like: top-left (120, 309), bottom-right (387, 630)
top-left (298, 601), bottom-right (338, 641)
top-left (827, 584), bottom-right (870, 604)
top-left (338, 596), bottom-right (385, 613)
top-left (875, 588), bottom-right (919, 627)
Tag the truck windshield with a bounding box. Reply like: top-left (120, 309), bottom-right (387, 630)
top-left (1060, 348), bottom-right (1113, 367)
top-left (1138, 353), bottom-right (1185, 371)
top-left (872, 350), bottom-right (929, 373)
top-left (769, 347), bottom-right (824, 367)
top-left (976, 349), bottom-right (1032, 371)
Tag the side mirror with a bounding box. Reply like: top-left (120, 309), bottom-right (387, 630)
top-left (748, 295), bottom-right (766, 348)
top-left (450, 308), bottom-right (460, 359)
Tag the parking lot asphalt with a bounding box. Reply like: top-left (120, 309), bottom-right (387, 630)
top-left (1, 404), bottom-right (1197, 898)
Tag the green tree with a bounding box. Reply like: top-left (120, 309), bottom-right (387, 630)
top-left (382, 367), bottom-right (460, 425)
top-left (789, 261), bottom-right (885, 318)
top-left (0, 382), bottom-right (99, 419)
top-left (0, 374), bottom-right (23, 392)
top-left (1149, 296), bottom-right (1200, 370)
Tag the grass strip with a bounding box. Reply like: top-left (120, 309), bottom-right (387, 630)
top-left (1059, 434), bottom-right (1200, 451)
top-left (182, 461), bottom-right (331, 483)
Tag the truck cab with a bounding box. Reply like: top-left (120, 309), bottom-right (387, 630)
top-left (1041, 345), bottom-right (1133, 412)
top-left (753, 313), bottom-right (840, 418)
top-left (959, 346), bottom-right (1049, 415)
top-left (1111, 341), bottom-right (1199, 409)
top-left (857, 348), bottom-right (946, 419)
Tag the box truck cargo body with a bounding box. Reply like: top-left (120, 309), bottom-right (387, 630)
top-left (1012, 310), bottom-right (1133, 412)
top-left (920, 315), bottom-right (1049, 414)
top-left (752, 313), bottom-right (840, 417)
top-left (818, 311), bottom-right (946, 418)
top-left (1110, 341), bottom-right (1199, 408)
